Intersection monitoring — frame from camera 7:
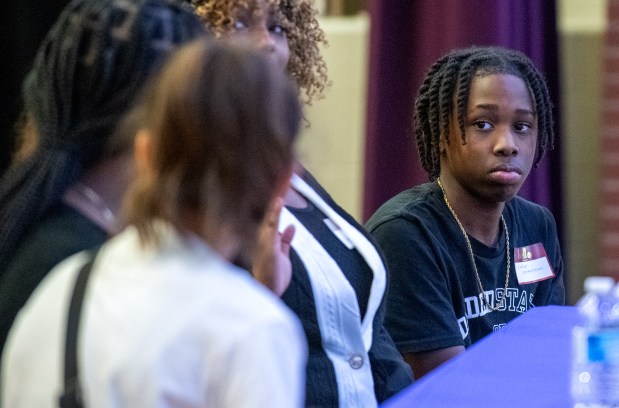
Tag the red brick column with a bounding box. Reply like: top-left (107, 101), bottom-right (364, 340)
top-left (600, 0), bottom-right (619, 280)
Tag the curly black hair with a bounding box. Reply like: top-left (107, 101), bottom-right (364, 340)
top-left (413, 45), bottom-right (555, 181)
top-left (190, 0), bottom-right (328, 104)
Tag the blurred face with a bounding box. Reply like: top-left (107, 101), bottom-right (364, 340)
top-left (228, 0), bottom-right (290, 72)
top-left (440, 73), bottom-right (538, 204)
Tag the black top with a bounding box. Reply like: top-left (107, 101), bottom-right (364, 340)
top-left (0, 203), bottom-right (107, 355)
top-left (366, 182), bottom-right (566, 353)
top-left (282, 170), bottom-right (413, 407)
top-left (288, 199), bottom-right (372, 318)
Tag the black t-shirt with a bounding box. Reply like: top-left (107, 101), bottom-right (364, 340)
top-left (0, 203), bottom-right (106, 353)
top-left (366, 182), bottom-right (565, 353)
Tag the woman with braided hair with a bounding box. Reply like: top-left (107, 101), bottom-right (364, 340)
top-left (191, 0), bottom-right (413, 406)
top-left (0, 0), bottom-right (206, 354)
top-left (366, 45), bottom-right (566, 379)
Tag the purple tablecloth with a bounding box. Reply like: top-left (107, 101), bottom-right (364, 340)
top-left (382, 305), bottom-right (579, 408)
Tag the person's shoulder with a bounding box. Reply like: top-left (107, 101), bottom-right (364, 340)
top-left (296, 168), bottom-right (368, 231)
top-left (32, 203), bottom-right (105, 236)
top-left (506, 195), bottom-right (559, 240)
top-left (0, 256), bottom-right (89, 408)
top-left (5, 250), bottom-right (91, 343)
top-left (5, 203), bottom-right (106, 276)
top-left (32, 251), bottom-right (92, 298)
top-left (507, 195), bottom-right (555, 220)
top-left (297, 168), bottom-right (332, 202)
top-left (365, 182), bottom-right (437, 232)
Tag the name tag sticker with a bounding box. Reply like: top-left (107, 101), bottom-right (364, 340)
top-left (514, 242), bottom-right (555, 284)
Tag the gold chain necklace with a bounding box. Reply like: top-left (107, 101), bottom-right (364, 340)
top-left (437, 178), bottom-right (510, 311)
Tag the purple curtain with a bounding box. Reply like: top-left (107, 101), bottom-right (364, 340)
top-left (363, 0), bottom-right (563, 237)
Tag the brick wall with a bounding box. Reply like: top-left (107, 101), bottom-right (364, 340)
top-left (600, 0), bottom-right (619, 280)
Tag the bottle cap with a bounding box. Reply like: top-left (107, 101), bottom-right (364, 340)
top-left (583, 276), bottom-right (615, 294)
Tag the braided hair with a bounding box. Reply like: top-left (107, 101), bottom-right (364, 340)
top-left (413, 45), bottom-right (555, 181)
top-left (0, 0), bottom-right (205, 270)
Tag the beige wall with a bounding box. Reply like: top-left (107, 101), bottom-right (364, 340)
top-left (300, 2), bottom-right (607, 305)
top-left (558, 0), bottom-right (606, 303)
top-left (298, 13), bottom-right (369, 220)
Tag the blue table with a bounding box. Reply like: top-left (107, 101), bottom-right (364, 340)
top-left (382, 305), bottom-right (580, 408)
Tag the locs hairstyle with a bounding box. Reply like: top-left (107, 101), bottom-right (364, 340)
top-left (0, 0), bottom-right (205, 270)
top-left (413, 46), bottom-right (555, 181)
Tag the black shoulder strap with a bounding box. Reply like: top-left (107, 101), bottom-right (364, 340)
top-left (58, 248), bottom-right (100, 408)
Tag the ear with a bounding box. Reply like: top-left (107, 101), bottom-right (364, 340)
top-left (134, 130), bottom-right (153, 173)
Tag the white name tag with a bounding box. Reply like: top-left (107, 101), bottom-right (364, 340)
top-left (514, 243), bottom-right (555, 284)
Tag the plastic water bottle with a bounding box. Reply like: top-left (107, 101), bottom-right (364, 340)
top-left (571, 276), bottom-right (619, 408)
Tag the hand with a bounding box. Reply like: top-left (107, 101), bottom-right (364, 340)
top-left (252, 197), bottom-right (295, 296)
